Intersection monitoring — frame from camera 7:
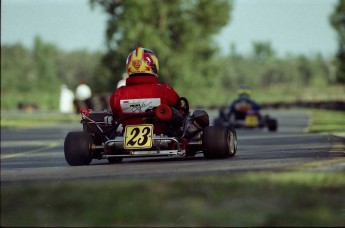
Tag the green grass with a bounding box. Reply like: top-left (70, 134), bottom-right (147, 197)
top-left (255, 84), bottom-right (345, 103)
top-left (189, 84), bottom-right (345, 107)
top-left (1, 111), bottom-right (80, 129)
top-left (1, 105), bottom-right (344, 226)
top-left (1, 172), bottom-right (344, 227)
top-left (306, 109), bottom-right (345, 136)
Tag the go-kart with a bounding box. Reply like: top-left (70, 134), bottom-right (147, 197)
top-left (213, 107), bottom-right (278, 132)
top-left (64, 98), bottom-right (238, 166)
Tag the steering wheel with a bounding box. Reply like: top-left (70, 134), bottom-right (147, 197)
top-left (175, 97), bottom-right (189, 115)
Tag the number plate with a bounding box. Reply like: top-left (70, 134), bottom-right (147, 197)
top-left (245, 115), bottom-right (258, 127)
top-left (124, 124), bottom-right (153, 149)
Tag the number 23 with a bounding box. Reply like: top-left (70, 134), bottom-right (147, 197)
top-left (126, 126), bottom-right (151, 147)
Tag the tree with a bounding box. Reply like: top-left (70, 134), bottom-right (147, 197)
top-left (1, 44), bottom-right (34, 93)
top-left (33, 36), bottom-right (60, 91)
top-left (330, 0), bottom-right (345, 83)
top-left (251, 41), bottom-right (276, 62)
top-left (296, 56), bottom-right (312, 85)
top-left (55, 50), bottom-right (102, 89)
top-left (89, 0), bottom-right (232, 95)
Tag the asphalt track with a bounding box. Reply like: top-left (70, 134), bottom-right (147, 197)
top-left (1, 109), bottom-right (344, 184)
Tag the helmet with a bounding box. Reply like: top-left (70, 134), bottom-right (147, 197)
top-left (126, 47), bottom-right (159, 77)
top-left (238, 86), bottom-right (251, 97)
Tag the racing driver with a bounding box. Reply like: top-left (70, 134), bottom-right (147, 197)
top-left (229, 86), bottom-right (261, 120)
top-left (109, 46), bottom-right (181, 134)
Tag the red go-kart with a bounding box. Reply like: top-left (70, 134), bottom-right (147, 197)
top-left (64, 98), bottom-right (238, 166)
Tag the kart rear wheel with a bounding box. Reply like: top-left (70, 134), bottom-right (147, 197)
top-left (267, 118), bottom-right (278, 132)
top-left (202, 126), bottom-right (237, 159)
top-left (64, 132), bottom-right (93, 166)
top-left (228, 127), bottom-right (238, 157)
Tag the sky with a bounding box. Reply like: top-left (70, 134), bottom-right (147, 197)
top-left (1, 0), bottom-right (339, 57)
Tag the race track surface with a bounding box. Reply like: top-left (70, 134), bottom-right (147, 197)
top-left (1, 109), bottom-right (344, 183)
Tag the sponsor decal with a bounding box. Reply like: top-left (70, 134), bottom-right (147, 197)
top-left (120, 98), bottom-right (161, 113)
top-left (133, 60), bottom-right (142, 70)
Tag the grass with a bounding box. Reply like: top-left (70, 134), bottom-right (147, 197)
top-left (306, 109), bottom-right (345, 136)
top-left (1, 111), bottom-right (80, 129)
top-left (255, 84), bottom-right (345, 103)
top-left (1, 106), bottom-right (344, 227)
top-left (189, 84), bottom-right (345, 107)
top-left (1, 172), bottom-right (344, 227)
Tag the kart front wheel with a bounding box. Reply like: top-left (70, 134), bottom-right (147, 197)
top-left (64, 132), bottom-right (93, 166)
top-left (202, 126), bottom-right (237, 159)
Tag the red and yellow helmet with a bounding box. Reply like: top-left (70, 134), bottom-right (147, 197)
top-left (238, 86), bottom-right (251, 97)
top-left (126, 47), bottom-right (159, 77)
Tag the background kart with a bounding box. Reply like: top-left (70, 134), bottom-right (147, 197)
top-left (64, 98), bottom-right (238, 166)
top-left (213, 108), bottom-right (278, 132)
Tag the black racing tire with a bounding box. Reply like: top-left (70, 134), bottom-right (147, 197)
top-left (213, 117), bottom-right (224, 128)
top-left (64, 132), bottom-right (93, 166)
top-left (202, 126), bottom-right (237, 159)
top-left (228, 127), bottom-right (238, 157)
top-left (267, 118), bottom-right (278, 132)
top-left (107, 157), bottom-right (123, 164)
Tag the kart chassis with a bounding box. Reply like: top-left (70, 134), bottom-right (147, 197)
top-left (64, 99), bottom-right (237, 166)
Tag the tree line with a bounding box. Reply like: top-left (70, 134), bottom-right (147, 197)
top-left (1, 0), bottom-right (343, 110)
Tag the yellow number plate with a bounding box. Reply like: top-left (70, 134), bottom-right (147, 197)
top-left (124, 124), bottom-right (153, 149)
top-left (245, 115), bottom-right (258, 127)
